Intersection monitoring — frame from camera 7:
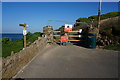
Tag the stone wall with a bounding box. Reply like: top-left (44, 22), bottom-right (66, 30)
top-left (2, 37), bottom-right (47, 79)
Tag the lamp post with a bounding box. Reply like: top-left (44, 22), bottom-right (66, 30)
top-left (19, 24), bottom-right (28, 48)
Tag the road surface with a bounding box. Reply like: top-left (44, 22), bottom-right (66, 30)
top-left (15, 44), bottom-right (118, 78)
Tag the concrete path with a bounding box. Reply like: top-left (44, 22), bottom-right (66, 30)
top-left (15, 45), bottom-right (118, 78)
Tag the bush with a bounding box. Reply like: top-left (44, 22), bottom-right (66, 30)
top-left (26, 32), bottom-right (42, 45)
top-left (76, 18), bottom-right (91, 23)
top-left (2, 39), bottom-right (23, 57)
top-left (103, 44), bottom-right (120, 51)
top-left (55, 25), bottom-right (65, 31)
top-left (2, 37), bottom-right (11, 43)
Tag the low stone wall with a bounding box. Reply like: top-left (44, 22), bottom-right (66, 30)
top-left (2, 37), bottom-right (47, 79)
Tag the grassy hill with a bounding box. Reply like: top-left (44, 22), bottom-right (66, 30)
top-left (76, 12), bottom-right (120, 22)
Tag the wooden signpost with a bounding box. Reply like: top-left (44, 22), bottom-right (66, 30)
top-left (19, 24), bottom-right (28, 48)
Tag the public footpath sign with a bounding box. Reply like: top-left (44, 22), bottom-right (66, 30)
top-left (23, 30), bottom-right (27, 35)
top-left (64, 24), bottom-right (72, 31)
top-left (61, 36), bottom-right (68, 42)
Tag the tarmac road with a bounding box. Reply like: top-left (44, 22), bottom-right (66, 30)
top-left (14, 44), bottom-right (118, 78)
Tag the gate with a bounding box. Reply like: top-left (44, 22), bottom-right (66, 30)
top-left (53, 30), bottom-right (82, 42)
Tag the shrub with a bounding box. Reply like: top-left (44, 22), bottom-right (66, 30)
top-left (103, 44), bottom-right (120, 51)
top-left (2, 37), bottom-right (11, 44)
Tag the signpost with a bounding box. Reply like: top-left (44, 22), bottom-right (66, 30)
top-left (19, 24), bottom-right (28, 48)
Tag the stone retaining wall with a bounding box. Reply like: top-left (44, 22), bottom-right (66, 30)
top-left (2, 37), bottom-right (47, 79)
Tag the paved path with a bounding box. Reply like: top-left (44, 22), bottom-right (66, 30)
top-left (15, 45), bottom-right (118, 78)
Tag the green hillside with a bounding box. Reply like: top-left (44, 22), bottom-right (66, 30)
top-left (76, 12), bottom-right (120, 22)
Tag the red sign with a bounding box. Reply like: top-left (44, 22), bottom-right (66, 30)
top-left (61, 36), bottom-right (68, 42)
top-left (64, 28), bottom-right (72, 31)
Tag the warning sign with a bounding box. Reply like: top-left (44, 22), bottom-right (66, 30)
top-left (64, 24), bottom-right (72, 31)
top-left (61, 36), bottom-right (68, 42)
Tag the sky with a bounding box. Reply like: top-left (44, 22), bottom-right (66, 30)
top-left (2, 2), bottom-right (119, 33)
top-left (0, 2), bottom-right (2, 34)
top-left (1, 0), bottom-right (120, 2)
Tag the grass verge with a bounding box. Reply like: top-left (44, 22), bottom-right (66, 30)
top-left (103, 44), bottom-right (120, 51)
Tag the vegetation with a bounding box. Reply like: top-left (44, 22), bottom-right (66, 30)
top-left (26, 32), bottom-right (42, 46)
top-left (2, 37), bottom-right (11, 44)
top-left (55, 25), bottom-right (65, 31)
top-left (2, 32), bottom-right (42, 58)
top-left (103, 44), bottom-right (120, 51)
top-left (76, 12), bottom-right (120, 22)
top-left (76, 18), bottom-right (91, 23)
